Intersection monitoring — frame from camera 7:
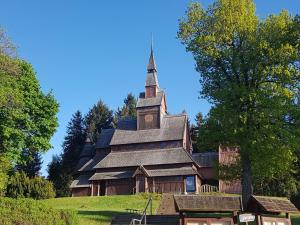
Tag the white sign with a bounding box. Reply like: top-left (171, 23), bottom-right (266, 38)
top-left (239, 214), bottom-right (255, 223)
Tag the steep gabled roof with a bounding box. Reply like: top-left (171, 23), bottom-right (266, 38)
top-left (192, 152), bottom-right (218, 167)
top-left (110, 114), bottom-right (187, 146)
top-left (95, 128), bottom-right (115, 149)
top-left (94, 148), bottom-right (193, 169)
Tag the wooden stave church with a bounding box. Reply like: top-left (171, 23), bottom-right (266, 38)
top-left (70, 47), bottom-right (241, 197)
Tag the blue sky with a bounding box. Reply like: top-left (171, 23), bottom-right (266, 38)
top-left (0, 0), bottom-right (299, 176)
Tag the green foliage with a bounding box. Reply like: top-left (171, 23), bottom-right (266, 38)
top-left (15, 148), bottom-right (42, 178)
top-left (48, 155), bottom-right (72, 197)
top-left (86, 100), bottom-right (113, 143)
top-left (114, 93), bottom-right (137, 124)
top-left (6, 171), bottom-right (55, 200)
top-left (48, 111), bottom-right (86, 197)
top-left (0, 197), bottom-right (77, 225)
top-left (178, 0), bottom-right (300, 202)
top-left (0, 154), bottom-right (11, 196)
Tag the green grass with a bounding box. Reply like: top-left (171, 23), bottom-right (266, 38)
top-left (292, 214), bottom-right (300, 225)
top-left (40, 194), bottom-right (161, 225)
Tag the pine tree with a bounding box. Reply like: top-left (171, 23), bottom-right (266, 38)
top-left (114, 93), bottom-right (137, 124)
top-left (48, 111), bottom-right (86, 197)
top-left (86, 100), bottom-right (113, 143)
top-left (15, 149), bottom-right (42, 178)
top-left (61, 111), bottom-right (86, 174)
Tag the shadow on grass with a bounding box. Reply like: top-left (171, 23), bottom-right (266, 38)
top-left (77, 210), bottom-right (136, 224)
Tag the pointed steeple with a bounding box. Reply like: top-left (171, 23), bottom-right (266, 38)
top-left (145, 41), bottom-right (159, 89)
top-left (147, 43), bottom-right (157, 73)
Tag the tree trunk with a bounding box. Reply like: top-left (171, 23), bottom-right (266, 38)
top-left (241, 154), bottom-right (253, 210)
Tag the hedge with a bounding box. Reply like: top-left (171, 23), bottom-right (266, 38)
top-left (0, 197), bottom-right (77, 225)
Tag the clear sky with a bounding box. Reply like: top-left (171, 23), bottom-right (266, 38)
top-left (0, 0), bottom-right (299, 176)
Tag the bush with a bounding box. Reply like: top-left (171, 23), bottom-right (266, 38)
top-left (0, 197), bottom-right (77, 225)
top-left (6, 171), bottom-right (55, 199)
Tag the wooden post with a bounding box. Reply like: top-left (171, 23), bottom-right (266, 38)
top-left (254, 214), bottom-right (260, 225)
top-left (145, 177), bottom-right (148, 193)
top-left (183, 177), bottom-right (187, 194)
top-left (97, 182), bottom-right (100, 196)
top-left (91, 183), bottom-right (93, 197)
top-left (233, 211), bottom-right (238, 225)
top-left (152, 178), bottom-right (155, 193)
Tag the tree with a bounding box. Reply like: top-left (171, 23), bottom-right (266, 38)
top-left (48, 111), bottom-right (86, 197)
top-left (15, 149), bottom-right (42, 178)
top-left (86, 100), bottom-right (113, 142)
top-left (61, 111), bottom-right (86, 174)
top-left (178, 0), bottom-right (300, 206)
top-left (0, 27), bottom-right (59, 194)
top-left (6, 171), bottom-right (55, 199)
top-left (114, 93), bottom-right (137, 125)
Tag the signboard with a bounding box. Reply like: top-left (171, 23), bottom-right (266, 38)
top-left (239, 214), bottom-right (255, 223)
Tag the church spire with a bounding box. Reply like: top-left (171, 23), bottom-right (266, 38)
top-left (147, 41), bottom-right (157, 73)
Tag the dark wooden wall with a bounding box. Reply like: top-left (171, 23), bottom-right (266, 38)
top-left (72, 187), bottom-right (91, 197)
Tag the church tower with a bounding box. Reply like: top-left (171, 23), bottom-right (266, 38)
top-left (145, 45), bottom-right (159, 98)
top-left (136, 45), bottom-right (167, 130)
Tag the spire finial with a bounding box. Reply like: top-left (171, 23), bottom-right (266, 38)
top-left (147, 36), bottom-right (157, 73)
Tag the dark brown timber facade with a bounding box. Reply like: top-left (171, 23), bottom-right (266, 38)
top-left (70, 46), bottom-right (241, 197)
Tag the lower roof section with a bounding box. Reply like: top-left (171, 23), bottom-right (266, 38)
top-left (89, 171), bottom-right (134, 181)
top-left (147, 167), bottom-right (197, 177)
top-left (70, 175), bottom-right (91, 188)
top-left (94, 148), bottom-right (193, 169)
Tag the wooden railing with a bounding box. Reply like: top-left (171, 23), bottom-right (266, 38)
top-left (200, 184), bottom-right (218, 193)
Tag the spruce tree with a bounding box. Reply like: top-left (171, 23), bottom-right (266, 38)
top-left (15, 149), bottom-right (42, 178)
top-left (48, 111), bottom-right (86, 197)
top-left (114, 93), bottom-right (137, 124)
top-left (85, 100), bottom-right (113, 143)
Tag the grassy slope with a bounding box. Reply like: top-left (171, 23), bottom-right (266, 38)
top-left (41, 194), bottom-right (161, 225)
top-left (41, 194), bottom-right (300, 225)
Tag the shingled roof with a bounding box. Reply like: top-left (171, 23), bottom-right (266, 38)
top-left (110, 114), bottom-right (186, 146)
top-left (94, 148), bottom-right (193, 169)
top-left (78, 153), bottom-right (108, 172)
top-left (136, 91), bottom-right (164, 108)
top-left (174, 195), bottom-right (241, 212)
top-left (248, 196), bottom-right (299, 213)
top-left (89, 170), bottom-right (134, 181)
top-left (147, 167), bottom-right (198, 177)
top-left (95, 129), bottom-right (115, 149)
top-left (192, 152), bottom-right (218, 167)
top-left (70, 175), bottom-right (91, 188)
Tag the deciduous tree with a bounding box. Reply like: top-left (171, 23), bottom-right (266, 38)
top-left (178, 0), bottom-right (300, 206)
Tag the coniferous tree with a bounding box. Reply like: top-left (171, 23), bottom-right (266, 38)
top-left (15, 149), bottom-right (42, 178)
top-left (48, 111), bottom-right (86, 197)
top-left (61, 111), bottom-right (86, 174)
top-left (114, 93), bottom-right (137, 125)
top-left (86, 100), bottom-right (113, 143)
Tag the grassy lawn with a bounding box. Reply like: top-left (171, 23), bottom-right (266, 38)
top-left (40, 194), bottom-right (161, 225)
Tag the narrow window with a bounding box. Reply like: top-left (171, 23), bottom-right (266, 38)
top-left (186, 176), bottom-right (196, 192)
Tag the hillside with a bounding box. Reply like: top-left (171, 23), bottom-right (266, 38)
top-left (40, 194), bottom-right (300, 225)
top-left (40, 194), bottom-right (161, 225)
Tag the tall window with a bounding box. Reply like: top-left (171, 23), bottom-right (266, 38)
top-left (186, 176), bottom-right (196, 192)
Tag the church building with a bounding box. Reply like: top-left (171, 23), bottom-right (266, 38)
top-left (70, 46), bottom-right (241, 197)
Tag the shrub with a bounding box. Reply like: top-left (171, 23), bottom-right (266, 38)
top-left (0, 197), bottom-right (77, 225)
top-left (6, 171), bottom-right (55, 199)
